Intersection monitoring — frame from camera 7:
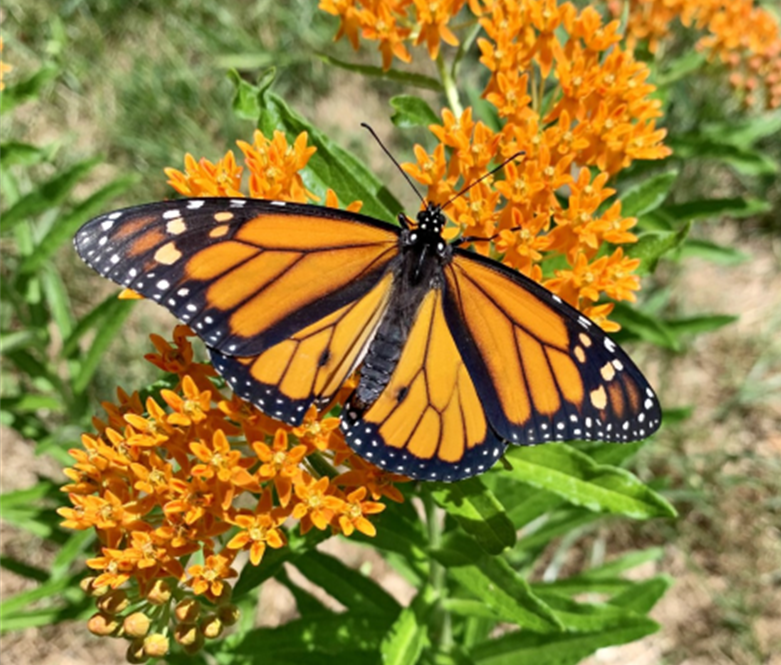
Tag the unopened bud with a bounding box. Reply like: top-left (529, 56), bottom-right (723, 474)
top-left (213, 583), bottom-right (232, 604)
top-left (123, 612), bottom-right (151, 638)
top-left (143, 633), bottom-right (170, 658)
top-left (174, 598), bottom-right (201, 623)
top-left (217, 603), bottom-right (241, 626)
top-left (182, 631), bottom-right (205, 656)
top-left (81, 576), bottom-right (110, 597)
top-left (126, 638), bottom-right (148, 664)
top-left (174, 622), bottom-right (200, 647)
top-left (200, 614), bottom-right (223, 639)
top-left (146, 579), bottom-right (172, 605)
top-left (97, 589), bottom-right (130, 615)
top-left (87, 611), bottom-right (120, 637)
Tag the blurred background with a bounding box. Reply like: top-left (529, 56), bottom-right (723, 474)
top-left (1, 1), bottom-right (780, 663)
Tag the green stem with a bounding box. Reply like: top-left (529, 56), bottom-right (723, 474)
top-left (424, 492), bottom-right (452, 651)
top-left (437, 54), bottom-right (463, 116)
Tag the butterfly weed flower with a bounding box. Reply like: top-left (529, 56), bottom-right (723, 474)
top-left (60, 321), bottom-right (394, 657)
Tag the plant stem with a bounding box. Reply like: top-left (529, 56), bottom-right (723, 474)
top-left (437, 54), bottom-right (463, 116)
top-left (424, 492), bottom-right (453, 650)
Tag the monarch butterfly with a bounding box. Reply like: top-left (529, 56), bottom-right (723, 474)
top-left (74, 151), bottom-right (661, 483)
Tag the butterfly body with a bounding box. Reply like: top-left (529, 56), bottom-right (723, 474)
top-left (75, 196), bottom-right (661, 482)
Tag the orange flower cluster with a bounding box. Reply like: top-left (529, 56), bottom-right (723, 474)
top-left (59, 325), bottom-right (402, 656)
top-left (319, 0), bottom-right (473, 69)
top-left (0, 37), bottom-right (12, 91)
top-left (400, 1), bottom-right (671, 330)
top-left (165, 129), bottom-right (361, 211)
top-left (614, 0), bottom-right (781, 109)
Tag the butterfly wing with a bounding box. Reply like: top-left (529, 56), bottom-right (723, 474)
top-left (74, 197), bottom-right (403, 425)
top-left (74, 198), bottom-right (401, 357)
top-left (341, 288), bottom-right (507, 481)
top-left (442, 249), bottom-right (662, 446)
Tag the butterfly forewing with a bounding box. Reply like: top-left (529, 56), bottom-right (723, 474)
top-left (444, 249), bottom-right (662, 446)
top-left (74, 198), bottom-right (401, 362)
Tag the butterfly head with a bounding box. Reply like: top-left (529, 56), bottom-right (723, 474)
top-left (415, 201), bottom-right (446, 235)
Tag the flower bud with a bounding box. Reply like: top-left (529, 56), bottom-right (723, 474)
top-left (212, 583), bottom-right (232, 604)
top-left (87, 611), bottom-right (120, 637)
top-left (143, 633), bottom-right (170, 658)
top-left (146, 579), bottom-right (172, 605)
top-left (123, 612), bottom-right (151, 638)
top-left (174, 598), bottom-right (201, 623)
top-left (97, 589), bottom-right (130, 615)
top-left (182, 631), bottom-right (205, 656)
top-left (81, 576), bottom-right (110, 597)
top-left (174, 622), bottom-right (200, 647)
top-left (200, 614), bottom-right (223, 639)
top-left (126, 638), bottom-right (148, 664)
top-left (217, 603), bottom-right (241, 626)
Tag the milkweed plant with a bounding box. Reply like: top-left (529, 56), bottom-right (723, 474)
top-left (2, 1), bottom-right (780, 662)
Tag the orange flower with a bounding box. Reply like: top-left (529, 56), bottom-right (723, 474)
top-left (338, 487), bottom-right (386, 536)
top-left (253, 429), bottom-right (308, 508)
top-left (291, 474), bottom-right (345, 533)
top-left (226, 491), bottom-right (287, 565)
top-left (292, 405), bottom-right (342, 453)
top-left (165, 151), bottom-right (243, 197)
top-left (186, 552), bottom-right (237, 598)
top-left (413, 0), bottom-right (462, 60)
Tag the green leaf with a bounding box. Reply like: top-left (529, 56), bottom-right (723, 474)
top-left (316, 53), bottom-right (443, 92)
top-left (515, 508), bottom-right (602, 552)
top-left (428, 477), bottom-right (516, 555)
top-left (701, 109), bottom-right (781, 147)
top-left (670, 135), bottom-right (780, 177)
top-left (440, 598), bottom-right (501, 620)
top-left (432, 535), bottom-right (563, 633)
top-left (471, 616), bottom-right (659, 665)
top-left (232, 613), bottom-right (391, 657)
top-left (503, 445), bottom-right (677, 519)
top-left (0, 65), bottom-right (59, 113)
top-left (293, 549), bottom-right (400, 616)
top-left (275, 567), bottom-right (334, 617)
top-left (0, 576), bottom-right (76, 618)
top-left (620, 170), bottom-right (678, 218)
top-left (627, 221), bottom-right (690, 275)
top-left (72, 298), bottom-right (134, 393)
top-left (1, 157), bottom-right (102, 231)
top-left (257, 88), bottom-right (403, 220)
top-left (228, 68), bottom-right (266, 120)
top-left (665, 314), bottom-right (738, 336)
top-left (0, 141), bottom-right (57, 167)
top-left (0, 556), bottom-right (49, 582)
top-left (530, 592), bottom-right (646, 633)
top-left (380, 587), bottom-right (435, 665)
top-left (661, 197), bottom-right (771, 222)
top-left (611, 302), bottom-right (680, 350)
top-left (20, 175), bottom-right (138, 274)
top-left (677, 238), bottom-right (750, 265)
top-left (609, 576), bottom-right (672, 614)
top-left (656, 51), bottom-right (707, 87)
top-left (390, 95), bottom-right (440, 128)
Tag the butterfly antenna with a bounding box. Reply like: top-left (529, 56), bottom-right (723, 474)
top-left (361, 123), bottom-right (426, 204)
top-left (441, 151), bottom-right (525, 210)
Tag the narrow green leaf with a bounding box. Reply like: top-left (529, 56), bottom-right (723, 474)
top-left (661, 197), bottom-right (771, 222)
top-left (0, 600), bottom-right (92, 632)
top-left (0, 481), bottom-right (58, 508)
top-left (232, 613), bottom-right (391, 656)
top-left (701, 109), bottom-right (781, 147)
top-left (293, 549), bottom-right (400, 616)
top-left (0, 556), bottom-right (49, 582)
top-left (670, 136), bottom-right (779, 176)
top-left (609, 576), bottom-right (672, 614)
top-left (471, 616), bottom-right (659, 665)
top-left (428, 477), bottom-right (516, 555)
top-left (275, 567), bottom-right (334, 617)
top-left (627, 221), bottom-right (690, 275)
top-left (51, 531), bottom-right (94, 579)
top-left (656, 51), bottom-right (706, 87)
top-left (440, 598), bottom-right (501, 620)
top-left (620, 170), bottom-right (678, 218)
top-left (72, 299), bottom-right (134, 393)
top-left (61, 293), bottom-right (130, 358)
top-left (228, 68), bottom-right (265, 120)
top-left (0, 141), bottom-right (57, 167)
top-left (665, 314), bottom-right (738, 336)
top-left (390, 95), bottom-right (440, 128)
top-left (531, 591), bottom-right (646, 632)
top-left (504, 445), bottom-right (677, 519)
top-left (257, 89), bottom-right (403, 220)
top-left (380, 588), bottom-right (435, 665)
top-left (1, 156), bottom-right (102, 231)
top-left (516, 507), bottom-right (602, 552)
top-left (0, 576), bottom-right (76, 618)
top-left (611, 302), bottom-right (680, 350)
top-left (677, 238), bottom-right (750, 265)
top-left (0, 65), bottom-right (59, 113)
top-left (20, 175), bottom-right (138, 274)
top-left (0, 329), bottom-right (42, 355)
top-left (432, 536), bottom-right (563, 633)
top-left (316, 53), bottom-right (443, 91)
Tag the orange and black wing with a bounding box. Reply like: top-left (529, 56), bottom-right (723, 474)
top-left (74, 198), bottom-right (401, 424)
top-left (340, 288), bottom-right (506, 481)
top-left (443, 250), bottom-right (662, 446)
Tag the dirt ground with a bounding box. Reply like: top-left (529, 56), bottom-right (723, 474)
top-left (1, 224), bottom-right (780, 663)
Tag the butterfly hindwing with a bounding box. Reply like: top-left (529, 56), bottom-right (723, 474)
top-left (74, 198), bottom-right (400, 357)
top-left (210, 271), bottom-right (396, 425)
top-left (444, 249), bottom-right (662, 446)
top-left (341, 288), bottom-right (507, 481)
